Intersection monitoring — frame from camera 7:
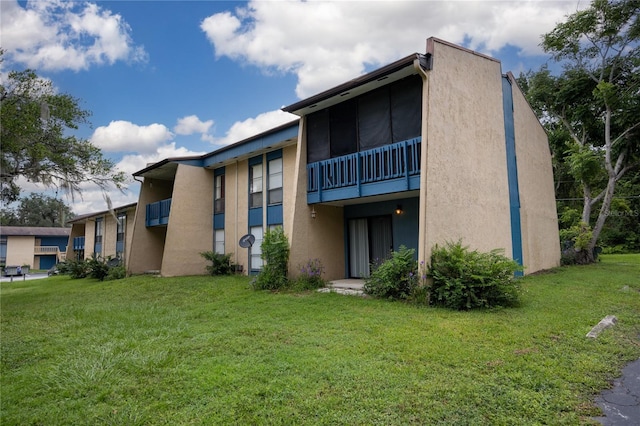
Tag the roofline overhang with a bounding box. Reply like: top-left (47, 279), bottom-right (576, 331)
top-left (132, 119), bottom-right (300, 177)
top-left (67, 202), bottom-right (138, 224)
top-left (282, 53), bottom-right (430, 115)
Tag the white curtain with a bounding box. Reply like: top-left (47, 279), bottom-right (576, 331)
top-left (349, 219), bottom-right (370, 278)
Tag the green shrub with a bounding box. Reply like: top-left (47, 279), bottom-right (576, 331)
top-left (364, 246), bottom-right (417, 300)
top-left (86, 255), bottom-right (110, 281)
top-left (200, 251), bottom-right (234, 275)
top-left (560, 222), bottom-right (596, 265)
top-left (63, 259), bottom-right (90, 279)
top-left (291, 258), bottom-right (327, 290)
top-left (428, 241), bottom-right (522, 310)
top-left (105, 266), bottom-right (127, 281)
top-left (252, 227), bottom-right (290, 290)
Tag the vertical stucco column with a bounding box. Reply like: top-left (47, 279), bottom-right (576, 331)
top-left (127, 178), bottom-right (172, 274)
top-left (161, 165), bottom-right (214, 277)
top-left (286, 117), bottom-right (345, 280)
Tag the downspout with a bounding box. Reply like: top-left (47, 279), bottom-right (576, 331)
top-left (413, 54), bottom-right (430, 269)
top-left (235, 159), bottom-right (239, 270)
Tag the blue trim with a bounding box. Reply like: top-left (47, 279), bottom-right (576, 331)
top-left (202, 123), bottom-right (298, 168)
top-left (213, 213), bottom-right (225, 229)
top-left (249, 208), bottom-right (263, 227)
top-left (502, 76), bottom-right (523, 274)
top-left (307, 137), bottom-right (421, 204)
top-left (145, 198), bottom-right (171, 227)
top-left (267, 205), bottom-right (283, 225)
top-left (214, 166), bottom-right (225, 176)
top-left (248, 154), bottom-right (263, 166)
top-left (73, 236), bottom-right (85, 250)
top-left (266, 149), bottom-right (282, 161)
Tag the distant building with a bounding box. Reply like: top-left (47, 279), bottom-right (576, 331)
top-left (0, 226), bottom-right (70, 270)
top-left (121, 37), bottom-right (559, 278)
top-left (66, 203), bottom-right (136, 263)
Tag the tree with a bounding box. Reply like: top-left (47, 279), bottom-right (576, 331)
top-left (0, 55), bottom-right (126, 204)
top-left (0, 193), bottom-right (75, 227)
top-left (522, 0), bottom-right (640, 263)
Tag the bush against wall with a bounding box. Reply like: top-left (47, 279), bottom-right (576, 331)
top-left (58, 256), bottom-right (126, 281)
top-left (291, 258), bottom-right (327, 291)
top-left (200, 251), bottom-right (234, 276)
top-left (428, 241), bottom-right (522, 310)
top-left (364, 246), bottom-right (417, 300)
top-left (252, 227), bottom-right (290, 291)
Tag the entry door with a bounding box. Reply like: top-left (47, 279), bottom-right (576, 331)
top-left (348, 215), bottom-right (393, 278)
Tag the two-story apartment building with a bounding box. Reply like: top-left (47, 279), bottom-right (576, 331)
top-left (0, 226), bottom-right (69, 271)
top-left (66, 203), bottom-right (136, 263)
top-left (127, 38), bottom-right (560, 279)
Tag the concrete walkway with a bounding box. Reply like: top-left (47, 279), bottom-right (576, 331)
top-left (594, 358), bottom-right (640, 425)
top-left (318, 279), bottom-right (366, 296)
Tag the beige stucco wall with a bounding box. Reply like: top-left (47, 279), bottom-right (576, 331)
top-left (127, 178), bottom-right (173, 274)
top-left (287, 119), bottom-right (345, 280)
top-left (66, 223), bottom-right (85, 260)
top-left (508, 73), bottom-right (560, 272)
top-left (6, 236), bottom-right (35, 267)
top-left (422, 39), bottom-right (513, 262)
top-left (84, 219), bottom-right (97, 259)
top-left (103, 213), bottom-right (118, 259)
top-left (161, 164), bottom-right (214, 277)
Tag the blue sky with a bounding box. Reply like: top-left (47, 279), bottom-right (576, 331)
top-left (1, 0), bottom-right (586, 214)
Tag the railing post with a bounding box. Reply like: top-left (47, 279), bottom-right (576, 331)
top-left (404, 140), bottom-right (410, 190)
top-left (318, 164), bottom-right (323, 202)
top-left (356, 152), bottom-right (362, 197)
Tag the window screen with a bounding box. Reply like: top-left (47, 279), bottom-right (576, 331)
top-left (268, 157), bottom-right (283, 205)
top-left (330, 99), bottom-right (358, 157)
top-left (249, 163), bottom-right (263, 208)
top-left (391, 76), bottom-right (422, 142)
top-left (307, 110), bottom-right (330, 163)
top-left (214, 229), bottom-right (225, 255)
top-left (358, 88), bottom-right (392, 150)
top-left (215, 174), bottom-right (225, 213)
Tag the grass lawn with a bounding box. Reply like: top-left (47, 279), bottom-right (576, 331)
top-left (2, 255), bottom-right (639, 425)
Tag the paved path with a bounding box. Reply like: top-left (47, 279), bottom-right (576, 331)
top-left (594, 358), bottom-right (640, 425)
top-left (0, 273), bottom-right (49, 283)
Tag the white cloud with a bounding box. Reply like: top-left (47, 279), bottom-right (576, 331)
top-left (174, 115), bottom-right (215, 143)
top-left (91, 121), bottom-right (174, 154)
top-left (201, 0), bottom-right (585, 98)
top-left (213, 110), bottom-right (298, 146)
top-left (1, 0), bottom-right (147, 71)
top-left (174, 115), bottom-right (214, 135)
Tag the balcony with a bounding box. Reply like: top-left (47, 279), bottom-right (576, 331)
top-left (73, 236), bottom-right (85, 250)
top-left (307, 138), bottom-right (421, 204)
top-left (146, 198), bottom-right (172, 227)
top-left (34, 246), bottom-right (66, 262)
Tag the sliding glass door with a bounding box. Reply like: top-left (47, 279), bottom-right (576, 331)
top-left (348, 215), bottom-right (392, 278)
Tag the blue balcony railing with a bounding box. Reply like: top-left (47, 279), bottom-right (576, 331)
top-left (73, 236), bottom-right (85, 250)
top-left (307, 137), bottom-right (421, 203)
top-left (146, 198), bottom-right (172, 227)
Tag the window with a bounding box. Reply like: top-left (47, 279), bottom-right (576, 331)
top-left (95, 218), bottom-right (103, 245)
top-left (116, 213), bottom-right (126, 257)
top-left (249, 162), bottom-right (263, 208)
top-left (214, 229), bottom-right (225, 255)
top-left (250, 226), bottom-right (263, 270)
top-left (94, 217), bottom-right (103, 256)
top-left (268, 157), bottom-right (283, 205)
top-left (0, 236), bottom-right (6, 264)
top-left (214, 173), bottom-right (225, 213)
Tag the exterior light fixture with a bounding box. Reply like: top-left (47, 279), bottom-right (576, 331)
top-left (311, 206), bottom-right (317, 219)
top-left (395, 205), bottom-right (403, 215)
